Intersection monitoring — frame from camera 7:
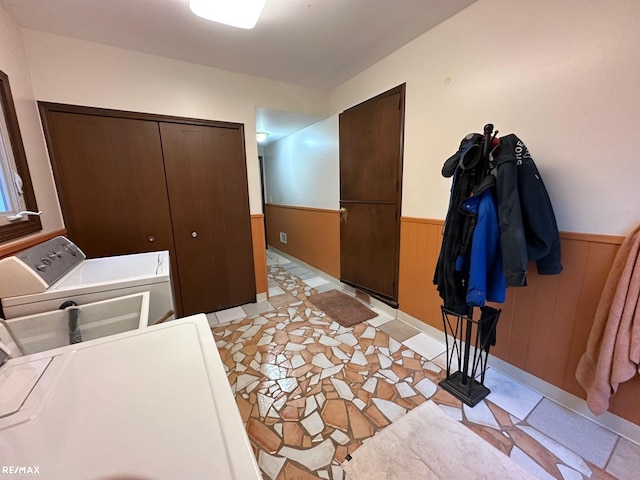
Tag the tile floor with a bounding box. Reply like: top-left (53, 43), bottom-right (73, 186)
top-left (208, 250), bottom-right (639, 480)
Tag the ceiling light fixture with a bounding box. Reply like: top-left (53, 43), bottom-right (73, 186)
top-left (256, 132), bottom-right (269, 143)
top-left (189, 0), bottom-right (267, 29)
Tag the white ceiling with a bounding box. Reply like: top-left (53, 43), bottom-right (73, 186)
top-left (256, 108), bottom-right (325, 145)
top-left (1, 0), bottom-right (477, 143)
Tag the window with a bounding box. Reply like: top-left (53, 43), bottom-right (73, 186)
top-left (0, 103), bottom-right (21, 213)
top-left (0, 68), bottom-right (41, 242)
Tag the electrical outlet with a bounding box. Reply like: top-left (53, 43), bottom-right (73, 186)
top-left (279, 232), bottom-right (287, 244)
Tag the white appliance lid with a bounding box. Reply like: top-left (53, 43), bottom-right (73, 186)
top-left (51, 250), bottom-right (169, 290)
top-left (0, 317), bottom-right (260, 479)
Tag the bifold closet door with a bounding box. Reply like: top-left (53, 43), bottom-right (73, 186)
top-left (159, 122), bottom-right (256, 315)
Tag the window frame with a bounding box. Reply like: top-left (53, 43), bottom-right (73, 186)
top-left (0, 68), bottom-right (41, 242)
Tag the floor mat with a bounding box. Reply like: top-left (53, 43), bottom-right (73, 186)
top-left (342, 400), bottom-right (537, 480)
top-left (308, 289), bottom-right (378, 327)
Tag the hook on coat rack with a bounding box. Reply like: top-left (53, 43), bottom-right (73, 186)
top-left (482, 123), bottom-right (500, 167)
top-left (483, 123), bottom-right (494, 158)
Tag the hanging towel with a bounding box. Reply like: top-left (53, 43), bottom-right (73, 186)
top-left (575, 224), bottom-right (640, 415)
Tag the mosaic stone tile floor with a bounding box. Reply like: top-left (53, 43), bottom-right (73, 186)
top-left (210, 253), bottom-right (637, 480)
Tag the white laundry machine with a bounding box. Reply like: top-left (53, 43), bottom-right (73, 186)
top-left (0, 314), bottom-right (261, 479)
top-left (0, 236), bottom-right (174, 325)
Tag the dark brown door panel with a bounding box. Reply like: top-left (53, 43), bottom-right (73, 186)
top-left (45, 112), bottom-right (174, 258)
top-left (339, 84), bottom-right (405, 306)
top-left (160, 122), bottom-right (255, 315)
top-left (339, 202), bottom-right (398, 299)
top-left (340, 93), bottom-right (402, 203)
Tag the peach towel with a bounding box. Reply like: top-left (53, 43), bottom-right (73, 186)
top-left (576, 224), bottom-right (640, 415)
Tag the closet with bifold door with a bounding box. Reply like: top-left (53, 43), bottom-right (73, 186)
top-left (39, 103), bottom-right (256, 318)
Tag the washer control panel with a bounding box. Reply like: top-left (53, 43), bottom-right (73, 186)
top-left (9, 236), bottom-right (86, 288)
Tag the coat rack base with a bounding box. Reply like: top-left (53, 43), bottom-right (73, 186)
top-left (439, 371), bottom-right (490, 407)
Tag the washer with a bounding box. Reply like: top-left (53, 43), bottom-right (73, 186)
top-left (0, 236), bottom-right (174, 325)
top-left (0, 314), bottom-right (261, 479)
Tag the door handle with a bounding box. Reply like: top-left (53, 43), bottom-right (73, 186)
top-left (191, 231), bottom-right (198, 238)
top-left (339, 207), bottom-right (348, 223)
top-left (148, 235), bottom-right (155, 243)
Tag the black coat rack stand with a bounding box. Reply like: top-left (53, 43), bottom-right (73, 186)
top-left (438, 123), bottom-right (502, 407)
top-left (438, 306), bottom-right (501, 407)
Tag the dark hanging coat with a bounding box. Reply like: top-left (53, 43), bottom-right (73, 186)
top-left (493, 134), bottom-right (562, 286)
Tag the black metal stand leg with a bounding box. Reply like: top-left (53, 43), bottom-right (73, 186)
top-left (438, 306), bottom-right (500, 407)
top-left (461, 317), bottom-right (473, 385)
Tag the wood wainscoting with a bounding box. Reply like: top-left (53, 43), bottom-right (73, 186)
top-left (0, 228), bottom-right (67, 259)
top-left (265, 204), bottom-right (339, 278)
top-left (398, 217), bottom-right (640, 425)
top-left (251, 214), bottom-right (268, 296)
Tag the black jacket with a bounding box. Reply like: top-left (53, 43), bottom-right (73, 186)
top-left (493, 134), bottom-right (562, 286)
top-left (434, 133), bottom-right (487, 314)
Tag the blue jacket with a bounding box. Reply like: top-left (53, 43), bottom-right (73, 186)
top-left (457, 188), bottom-right (506, 306)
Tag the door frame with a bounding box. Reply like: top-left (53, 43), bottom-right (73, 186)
top-left (39, 102), bottom-right (244, 130)
top-left (258, 155), bottom-right (269, 247)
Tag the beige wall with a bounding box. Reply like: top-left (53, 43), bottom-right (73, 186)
top-left (330, 0), bottom-right (640, 236)
top-left (263, 115), bottom-right (339, 210)
top-left (20, 28), bottom-right (330, 216)
top-left (0, 7), bottom-right (64, 249)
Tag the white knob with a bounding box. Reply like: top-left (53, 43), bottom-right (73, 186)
top-left (148, 236), bottom-right (155, 242)
top-left (191, 231), bottom-right (198, 238)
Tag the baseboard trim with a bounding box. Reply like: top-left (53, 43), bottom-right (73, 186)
top-left (256, 292), bottom-right (268, 303)
top-left (397, 309), bottom-right (446, 340)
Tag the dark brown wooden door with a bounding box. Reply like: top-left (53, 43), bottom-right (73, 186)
top-left (45, 112), bottom-right (174, 257)
top-left (160, 122), bottom-right (256, 315)
top-left (339, 84), bottom-right (405, 306)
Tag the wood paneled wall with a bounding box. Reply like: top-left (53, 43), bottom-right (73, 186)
top-left (0, 229), bottom-right (67, 259)
top-left (250, 214), bottom-right (268, 296)
top-left (398, 217), bottom-right (640, 425)
top-left (398, 218), bottom-right (445, 330)
top-left (265, 204), bottom-right (340, 278)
